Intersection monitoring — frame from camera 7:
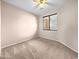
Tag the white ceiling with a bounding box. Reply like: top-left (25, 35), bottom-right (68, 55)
top-left (2, 0), bottom-right (66, 16)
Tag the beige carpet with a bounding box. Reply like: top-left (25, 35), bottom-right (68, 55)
top-left (1, 37), bottom-right (78, 59)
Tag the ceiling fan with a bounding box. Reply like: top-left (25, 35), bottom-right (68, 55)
top-left (33, 0), bottom-right (54, 9)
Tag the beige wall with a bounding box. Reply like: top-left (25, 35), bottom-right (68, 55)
top-left (57, 0), bottom-right (78, 52)
top-left (0, 0), bottom-right (1, 55)
top-left (38, 0), bottom-right (78, 52)
top-left (1, 2), bottom-right (38, 48)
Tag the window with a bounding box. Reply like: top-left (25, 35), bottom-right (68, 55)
top-left (43, 13), bottom-right (57, 31)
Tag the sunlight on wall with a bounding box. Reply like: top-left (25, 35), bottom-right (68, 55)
top-left (13, 14), bottom-right (37, 39)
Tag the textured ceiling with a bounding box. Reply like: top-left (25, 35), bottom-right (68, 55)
top-left (2, 0), bottom-right (66, 16)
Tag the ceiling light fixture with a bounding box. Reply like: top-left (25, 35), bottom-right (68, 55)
top-left (33, 0), bottom-right (47, 8)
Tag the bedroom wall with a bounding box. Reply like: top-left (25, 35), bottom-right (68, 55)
top-left (1, 1), bottom-right (38, 48)
top-left (0, 0), bottom-right (1, 56)
top-left (57, 0), bottom-right (78, 52)
top-left (38, 0), bottom-right (78, 52)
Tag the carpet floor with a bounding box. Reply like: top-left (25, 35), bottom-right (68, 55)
top-left (0, 37), bottom-right (78, 59)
